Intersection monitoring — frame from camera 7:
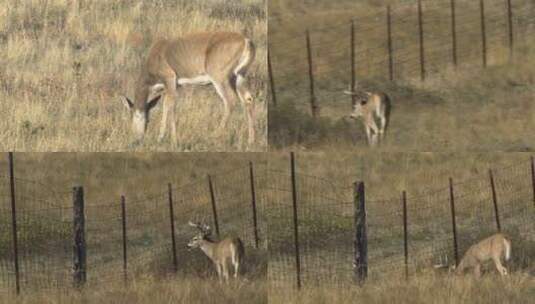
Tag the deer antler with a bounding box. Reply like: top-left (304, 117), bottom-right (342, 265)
top-left (433, 255), bottom-right (449, 269)
top-left (188, 221), bottom-right (212, 236)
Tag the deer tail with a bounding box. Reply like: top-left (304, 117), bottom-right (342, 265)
top-left (504, 238), bottom-right (511, 261)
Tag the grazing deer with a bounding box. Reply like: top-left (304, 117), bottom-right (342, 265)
top-left (343, 83), bottom-right (390, 146)
top-left (121, 32), bottom-right (256, 145)
top-left (434, 233), bottom-right (512, 278)
top-left (187, 221), bottom-right (245, 281)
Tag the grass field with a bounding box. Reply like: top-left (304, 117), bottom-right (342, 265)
top-left (0, 0), bottom-right (267, 151)
top-left (268, 0), bottom-right (535, 152)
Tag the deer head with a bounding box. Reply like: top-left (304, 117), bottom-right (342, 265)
top-left (121, 84), bottom-right (166, 140)
top-left (187, 221), bottom-right (212, 249)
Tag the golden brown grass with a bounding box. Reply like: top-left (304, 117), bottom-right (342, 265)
top-left (268, 0), bottom-right (535, 152)
top-left (0, 0), bottom-right (267, 151)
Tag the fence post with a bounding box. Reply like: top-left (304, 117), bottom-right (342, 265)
top-left (350, 20), bottom-right (357, 101)
top-left (207, 175), bottom-right (220, 238)
top-left (290, 152), bottom-right (301, 289)
top-left (448, 178), bottom-right (459, 267)
top-left (8, 152), bottom-right (20, 295)
top-left (402, 191), bottom-right (409, 281)
top-left (417, 0), bottom-right (426, 81)
top-left (120, 195), bottom-right (128, 284)
top-left (531, 156), bottom-right (535, 208)
top-left (268, 48), bottom-right (277, 107)
top-left (168, 183), bottom-right (178, 272)
top-left (506, 0), bottom-right (514, 60)
top-left (353, 181), bottom-right (368, 285)
top-left (305, 30), bottom-right (319, 118)
top-left (73, 186), bottom-right (86, 288)
top-left (387, 5), bottom-right (394, 81)
top-left (249, 162), bottom-right (260, 249)
top-left (480, 0), bottom-right (487, 67)
top-left (489, 169), bottom-right (501, 232)
top-left (450, 0), bottom-right (458, 67)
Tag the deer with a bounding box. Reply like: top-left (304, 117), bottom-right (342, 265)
top-left (187, 221), bottom-right (245, 282)
top-left (121, 31), bottom-right (256, 146)
top-left (343, 82), bottom-right (390, 147)
top-left (434, 233), bottom-right (512, 278)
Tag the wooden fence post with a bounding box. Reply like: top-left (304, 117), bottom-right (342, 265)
top-left (489, 170), bottom-right (501, 232)
top-left (168, 183), bottom-right (178, 272)
top-left (8, 152), bottom-right (20, 295)
top-left (73, 186), bottom-right (86, 288)
top-left (448, 178), bottom-right (459, 266)
top-left (417, 0), bottom-right (426, 81)
top-left (290, 152), bottom-right (301, 289)
top-left (120, 195), bottom-right (128, 284)
top-left (305, 30), bottom-right (319, 117)
top-left (387, 5), bottom-right (394, 81)
top-left (249, 162), bottom-right (260, 249)
top-left (353, 181), bottom-right (368, 285)
top-left (208, 175), bottom-right (220, 238)
top-left (480, 0), bottom-right (487, 67)
top-left (268, 48), bottom-right (278, 107)
top-left (402, 191), bottom-right (409, 281)
top-left (450, 0), bottom-right (458, 67)
top-left (506, 0), bottom-right (514, 60)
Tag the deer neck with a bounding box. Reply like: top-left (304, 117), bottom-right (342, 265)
top-left (199, 239), bottom-right (219, 262)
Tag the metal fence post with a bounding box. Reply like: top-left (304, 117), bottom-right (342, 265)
top-left (208, 175), bottom-right (220, 238)
top-left (353, 181), bottom-right (368, 285)
top-left (73, 186), bottom-right (86, 288)
top-left (387, 5), bottom-right (394, 81)
top-left (290, 152), bottom-right (301, 289)
top-left (506, 0), bottom-right (514, 60)
top-left (8, 152), bottom-right (20, 295)
top-left (448, 178), bottom-right (459, 266)
top-left (350, 20), bottom-right (357, 102)
top-left (531, 156), bottom-right (535, 208)
top-left (305, 30), bottom-right (319, 117)
top-left (417, 0), bottom-right (426, 81)
top-left (120, 195), bottom-right (128, 284)
top-left (489, 170), bottom-right (501, 232)
top-left (249, 162), bottom-right (260, 249)
top-left (402, 191), bottom-right (409, 281)
top-left (268, 48), bottom-right (277, 107)
top-left (480, 0), bottom-right (487, 67)
top-left (168, 183), bottom-right (178, 272)
top-left (450, 0), bottom-right (458, 67)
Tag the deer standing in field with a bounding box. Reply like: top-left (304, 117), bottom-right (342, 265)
top-left (343, 83), bottom-right (390, 146)
top-left (121, 32), bottom-right (256, 145)
top-left (434, 233), bottom-right (512, 278)
top-left (187, 221), bottom-right (245, 281)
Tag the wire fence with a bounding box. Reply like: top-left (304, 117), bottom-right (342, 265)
top-left (268, 154), bottom-right (535, 289)
top-left (268, 0), bottom-right (535, 115)
top-left (0, 157), bottom-right (269, 294)
top-left (1, 154), bottom-right (534, 293)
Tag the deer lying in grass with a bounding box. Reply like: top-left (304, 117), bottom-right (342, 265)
top-left (122, 32), bottom-right (256, 145)
top-left (343, 83), bottom-right (390, 146)
top-left (434, 233), bottom-right (512, 278)
top-left (187, 221), bottom-right (245, 281)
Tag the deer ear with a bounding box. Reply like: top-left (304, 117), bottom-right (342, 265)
top-left (147, 95), bottom-right (162, 111)
top-left (122, 96), bottom-right (134, 110)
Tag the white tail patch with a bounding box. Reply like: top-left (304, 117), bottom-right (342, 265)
top-left (234, 39), bottom-right (254, 76)
top-left (504, 239), bottom-right (511, 261)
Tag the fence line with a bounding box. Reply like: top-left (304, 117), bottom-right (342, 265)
top-left (269, 0), bottom-right (535, 115)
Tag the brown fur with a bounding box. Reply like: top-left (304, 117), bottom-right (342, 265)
top-left (455, 233), bottom-right (512, 278)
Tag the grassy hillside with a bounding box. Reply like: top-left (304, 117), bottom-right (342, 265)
top-left (0, 0), bottom-right (267, 151)
top-left (268, 0), bottom-right (535, 151)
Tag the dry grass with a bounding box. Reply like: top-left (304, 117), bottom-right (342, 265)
top-left (0, 0), bottom-right (267, 151)
top-left (0, 276), bottom-right (267, 304)
top-left (268, 0), bottom-right (535, 151)
top-left (269, 272), bottom-right (535, 304)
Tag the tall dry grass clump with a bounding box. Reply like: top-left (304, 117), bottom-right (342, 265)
top-left (0, 0), bottom-right (267, 151)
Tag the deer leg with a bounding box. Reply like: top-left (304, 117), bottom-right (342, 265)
top-left (158, 77), bottom-right (177, 143)
top-left (212, 78), bottom-right (239, 132)
top-left (232, 254), bottom-right (240, 278)
top-left (216, 263), bottom-right (223, 282)
top-left (492, 256), bottom-right (508, 276)
top-left (221, 261), bottom-right (229, 282)
top-left (473, 264), bottom-right (482, 279)
top-left (158, 93), bottom-right (169, 142)
top-left (378, 112), bottom-right (387, 141)
top-left (235, 74), bottom-right (255, 146)
top-left (364, 123), bottom-right (373, 146)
